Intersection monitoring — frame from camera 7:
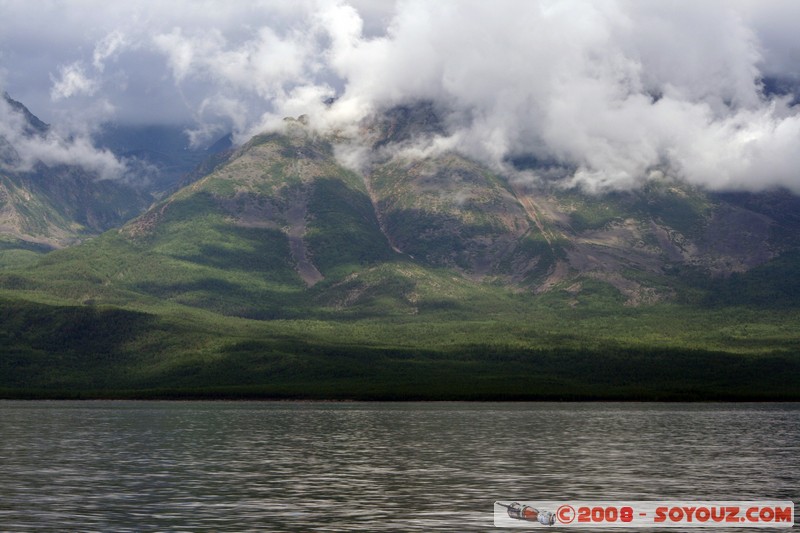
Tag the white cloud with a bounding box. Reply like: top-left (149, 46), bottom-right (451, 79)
top-left (50, 62), bottom-right (98, 100)
top-left (311, 0), bottom-right (800, 193)
top-left (2, 0), bottom-right (800, 192)
top-left (152, 28), bottom-right (219, 84)
top-left (14, 134), bottom-right (127, 181)
top-left (0, 95), bottom-right (126, 180)
top-left (93, 30), bottom-right (128, 72)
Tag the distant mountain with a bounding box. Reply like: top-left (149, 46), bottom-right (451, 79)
top-left (0, 94), bottom-right (152, 251)
top-left (106, 120), bottom-right (396, 318)
top-left (0, 97), bottom-right (237, 254)
top-left (2, 91), bottom-right (48, 136)
top-left (93, 123), bottom-right (231, 194)
top-left (362, 104), bottom-right (800, 305)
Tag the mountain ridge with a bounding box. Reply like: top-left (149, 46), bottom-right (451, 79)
top-left (1, 102), bottom-right (798, 399)
top-left (0, 95), bottom-right (153, 250)
top-left (12, 105), bottom-right (799, 307)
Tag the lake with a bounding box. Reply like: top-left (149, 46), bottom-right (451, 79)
top-left (0, 401), bottom-right (797, 531)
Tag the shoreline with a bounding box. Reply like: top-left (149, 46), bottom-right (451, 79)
top-left (2, 389), bottom-right (798, 402)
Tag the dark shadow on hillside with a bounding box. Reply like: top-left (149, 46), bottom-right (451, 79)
top-left (132, 277), bottom-right (307, 319)
top-left (306, 177), bottom-right (397, 273)
top-left (174, 226), bottom-right (300, 284)
top-left (703, 250), bottom-right (800, 308)
top-left (383, 207), bottom-right (555, 283)
top-left (0, 298), bottom-right (157, 389)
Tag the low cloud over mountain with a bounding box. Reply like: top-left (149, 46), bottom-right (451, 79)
top-left (0, 93), bottom-right (125, 180)
top-left (2, 1), bottom-right (800, 192)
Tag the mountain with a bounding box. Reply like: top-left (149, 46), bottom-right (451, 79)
top-left (93, 123), bottom-right (231, 194)
top-left (0, 95), bottom-right (152, 255)
top-left (361, 104), bottom-right (800, 304)
top-left (0, 96), bottom-right (235, 258)
top-left (2, 91), bottom-right (48, 135)
top-left (1, 105), bottom-right (799, 400)
top-left (0, 163), bottom-right (150, 249)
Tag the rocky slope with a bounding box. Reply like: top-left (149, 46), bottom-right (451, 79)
top-left (0, 95), bottom-right (152, 250)
top-left (4, 102), bottom-right (799, 314)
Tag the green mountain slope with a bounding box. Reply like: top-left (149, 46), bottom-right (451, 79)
top-left (368, 153), bottom-right (558, 284)
top-left (1, 109), bottom-right (799, 399)
top-left (11, 124), bottom-right (405, 319)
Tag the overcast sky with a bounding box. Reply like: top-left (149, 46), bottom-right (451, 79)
top-left (2, 0), bottom-right (800, 191)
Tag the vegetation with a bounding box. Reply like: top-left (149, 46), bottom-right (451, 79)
top-left (2, 257), bottom-right (799, 399)
top-left (1, 128), bottom-right (798, 400)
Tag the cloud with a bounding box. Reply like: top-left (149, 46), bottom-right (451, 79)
top-left (311, 0), bottom-right (800, 193)
top-left (93, 30), bottom-right (128, 72)
top-left (1, 0), bottom-right (800, 192)
top-left (0, 95), bottom-right (126, 180)
top-left (50, 62), bottom-right (99, 100)
top-left (13, 134), bottom-right (127, 181)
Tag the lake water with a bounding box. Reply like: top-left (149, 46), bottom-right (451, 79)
top-left (0, 401), bottom-right (797, 531)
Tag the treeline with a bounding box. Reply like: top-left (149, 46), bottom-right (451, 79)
top-left (2, 303), bottom-right (797, 401)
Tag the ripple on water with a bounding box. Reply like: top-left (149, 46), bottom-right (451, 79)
top-left (0, 401), bottom-right (797, 531)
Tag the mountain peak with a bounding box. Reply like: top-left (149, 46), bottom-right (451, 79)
top-left (3, 107), bottom-right (800, 313)
top-left (1, 92), bottom-right (49, 137)
top-left (0, 95), bottom-right (152, 249)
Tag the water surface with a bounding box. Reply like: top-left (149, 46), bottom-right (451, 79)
top-left (0, 402), bottom-right (797, 531)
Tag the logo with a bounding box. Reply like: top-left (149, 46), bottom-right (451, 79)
top-left (494, 500), bottom-right (794, 528)
top-left (557, 505), bottom-right (576, 524)
top-left (495, 502), bottom-right (556, 526)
